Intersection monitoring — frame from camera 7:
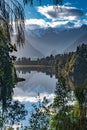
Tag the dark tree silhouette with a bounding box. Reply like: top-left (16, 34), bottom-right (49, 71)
top-left (0, 0), bottom-right (25, 46)
top-left (0, 0), bottom-right (63, 46)
top-left (23, 0), bottom-right (63, 5)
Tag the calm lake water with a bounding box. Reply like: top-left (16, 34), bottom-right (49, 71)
top-left (13, 68), bottom-right (58, 127)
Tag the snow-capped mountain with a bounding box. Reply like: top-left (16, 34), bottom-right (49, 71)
top-left (14, 24), bottom-right (87, 58)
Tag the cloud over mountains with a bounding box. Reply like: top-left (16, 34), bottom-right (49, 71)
top-left (13, 3), bottom-right (87, 58)
top-left (25, 5), bottom-right (86, 31)
top-left (14, 25), bottom-right (87, 58)
top-left (37, 6), bottom-right (84, 21)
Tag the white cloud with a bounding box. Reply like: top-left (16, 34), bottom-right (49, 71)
top-left (25, 18), bottom-right (87, 32)
top-left (37, 6), bottom-right (84, 21)
top-left (82, 19), bottom-right (87, 24)
top-left (64, 2), bottom-right (71, 6)
top-left (24, 5), bottom-right (86, 32)
top-left (26, 19), bottom-right (69, 28)
top-left (25, 19), bottom-right (48, 29)
top-left (25, 18), bottom-right (87, 33)
top-left (73, 19), bottom-right (87, 28)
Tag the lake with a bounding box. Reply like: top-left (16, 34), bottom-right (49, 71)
top-left (13, 68), bottom-right (58, 127)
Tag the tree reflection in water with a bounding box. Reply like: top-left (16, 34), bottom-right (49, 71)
top-left (16, 68), bottom-right (87, 130)
top-left (0, 67), bottom-right (87, 130)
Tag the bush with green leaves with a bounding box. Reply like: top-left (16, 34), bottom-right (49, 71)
top-left (29, 96), bottom-right (51, 130)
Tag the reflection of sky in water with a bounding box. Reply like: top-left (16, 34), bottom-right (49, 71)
top-left (14, 71), bottom-right (57, 101)
top-left (13, 70), bottom-right (57, 127)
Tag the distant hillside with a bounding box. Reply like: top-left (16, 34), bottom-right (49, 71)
top-left (65, 30), bottom-right (87, 53)
top-left (13, 25), bottom-right (87, 58)
top-left (26, 25), bottom-right (87, 56)
top-left (13, 34), bottom-right (44, 58)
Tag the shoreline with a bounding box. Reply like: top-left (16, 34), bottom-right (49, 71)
top-left (14, 65), bottom-right (52, 68)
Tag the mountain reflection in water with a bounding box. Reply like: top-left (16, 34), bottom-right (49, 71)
top-left (13, 67), bottom-right (57, 126)
top-left (14, 68), bottom-right (57, 101)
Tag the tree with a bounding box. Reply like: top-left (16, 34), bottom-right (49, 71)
top-left (0, 100), bottom-right (27, 129)
top-left (51, 77), bottom-right (73, 130)
top-left (23, 0), bottom-right (63, 6)
top-left (29, 96), bottom-right (50, 130)
top-left (0, 0), bottom-right (26, 110)
top-left (0, 0), bottom-right (63, 45)
top-left (0, 0), bottom-right (26, 104)
top-left (0, 0), bottom-right (25, 46)
top-left (53, 76), bottom-right (69, 109)
top-left (74, 86), bottom-right (87, 129)
top-left (0, 27), bottom-right (17, 109)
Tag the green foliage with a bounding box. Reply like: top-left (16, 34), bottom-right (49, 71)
top-left (4, 100), bottom-right (27, 125)
top-left (74, 86), bottom-right (87, 107)
top-left (53, 76), bottom-right (69, 109)
top-left (7, 127), bottom-right (14, 130)
top-left (71, 101), bottom-right (87, 130)
top-left (0, 1), bottom-right (27, 129)
top-left (29, 96), bottom-right (50, 130)
top-left (15, 44), bottom-right (87, 130)
top-left (0, 0), bottom-right (25, 45)
top-left (51, 77), bottom-right (73, 130)
top-left (66, 44), bottom-right (87, 87)
top-left (0, 100), bottom-right (27, 129)
top-left (0, 117), bottom-right (4, 127)
top-left (0, 27), bottom-right (17, 109)
top-left (51, 74), bottom-right (87, 130)
top-left (0, 27), bottom-right (27, 127)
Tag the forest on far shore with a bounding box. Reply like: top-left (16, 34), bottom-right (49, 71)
top-left (15, 44), bottom-right (87, 88)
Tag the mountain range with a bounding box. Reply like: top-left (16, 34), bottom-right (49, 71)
top-left (14, 24), bottom-right (87, 58)
top-left (64, 28), bottom-right (87, 52)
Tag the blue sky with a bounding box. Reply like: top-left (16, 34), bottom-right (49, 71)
top-left (19, 0), bottom-right (87, 30)
top-left (14, 0), bottom-right (87, 58)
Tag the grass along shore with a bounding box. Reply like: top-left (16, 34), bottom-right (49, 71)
top-left (14, 64), bottom-right (52, 68)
